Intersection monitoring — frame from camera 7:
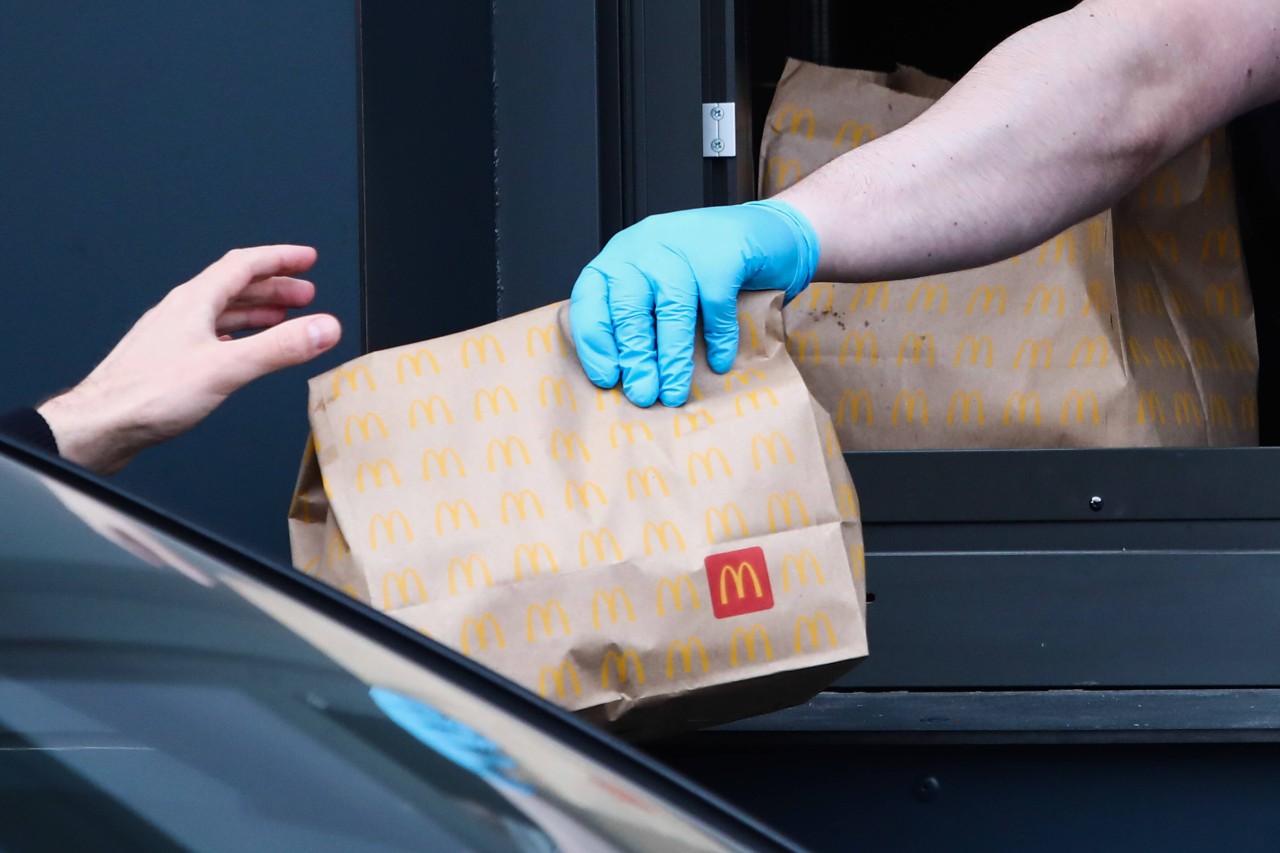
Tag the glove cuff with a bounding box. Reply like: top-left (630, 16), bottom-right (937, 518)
top-left (742, 198), bottom-right (821, 300)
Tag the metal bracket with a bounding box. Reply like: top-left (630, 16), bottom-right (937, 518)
top-left (701, 102), bottom-right (736, 157)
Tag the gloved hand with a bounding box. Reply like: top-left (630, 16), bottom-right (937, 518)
top-left (569, 198), bottom-right (820, 407)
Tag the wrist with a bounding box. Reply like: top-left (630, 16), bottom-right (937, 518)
top-left (740, 199), bottom-right (821, 298)
top-left (37, 386), bottom-right (147, 475)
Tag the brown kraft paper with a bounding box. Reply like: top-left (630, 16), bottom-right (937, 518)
top-left (760, 58), bottom-right (1257, 449)
top-left (288, 291), bottom-right (867, 740)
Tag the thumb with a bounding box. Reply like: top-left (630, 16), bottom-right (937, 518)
top-left (222, 314), bottom-right (341, 386)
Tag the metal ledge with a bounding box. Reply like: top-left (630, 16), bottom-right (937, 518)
top-left (701, 689), bottom-right (1280, 744)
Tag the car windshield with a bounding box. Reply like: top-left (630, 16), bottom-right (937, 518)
top-left (0, 451), bottom-right (775, 852)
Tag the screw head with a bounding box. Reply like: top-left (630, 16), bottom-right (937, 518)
top-left (1089, 496), bottom-right (1104, 512)
top-left (709, 138), bottom-right (725, 153)
top-left (709, 106), bottom-right (724, 121)
top-left (913, 776), bottom-right (941, 803)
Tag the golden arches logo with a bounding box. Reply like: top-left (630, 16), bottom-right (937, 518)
top-left (735, 389), bottom-right (780, 416)
top-left (767, 491), bottom-right (810, 532)
top-left (610, 420), bottom-right (653, 448)
top-left (1137, 391), bottom-right (1166, 425)
top-left (461, 335), bottom-right (504, 367)
top-left (837, 390), bottom-right (873, 426)
top-left (849, 282), bottom-right (889, 312)
top-left (752, 431), bottom-right (796, 469)
top-left (656, 576), bottom-right (701, 616)
top-left (892, 390), bottom-right (928, 426)
top-left (565, 480), bottom-right (607, 510)
top-left (781, 551), bottom-right (826, 592)
top-left (526, 601), bottom-right (571, 643)
top-left (789, 332), bottom-right (821, 364)
top-left (538, 377), bottom-right (577, 411)
top-left (1004, 392), bottom-right (1041, 426)
top-left (601, 649), bottom-right (645, 688)
top-left (474, 386), bottom-right (518, 421)
top-left (382, 568), bottom-right (427, 609)
top-left (1154, 338), bottom-right (1188, 369)
top-left (1128, 337), bottom-right (1151, 367)
top-left (370, 511), bottom-right (414, 550)
top-left (955, 336), bottom-right (993, 368)
top-left (834, 120), bottom-right (875, 149)
top-left (1037, 233), bottom-right (1075, 265)
top-left (592, 588), bottom-right (635, 628)
top-left (1202, 226), bottom-right (1241, 261)
top-left (773, 103), bottom-right (815, 138)
top-left (333, 366), bottom-right (376, 397)
top-left (907, 281), bottom-right (948, 313)
top-left (1224, 340), bottom-right (1256, 373)
top-left (1203, 167), bottom-right (1231, 206)
top-left (688, 448), bottom-right (733, 485)
top-left (967, 285), bottom-right (1006, 315)
top-left (673, 408), bottom-right (715, 437)
top-left (666, 638), bottom-right (710, 679)
top-left (706, 503), bottom-right (749, 544)
top-left (725, 368), bottom-right (767, 390)
top-left (806, 282), bottom-right (836, 312)
top-left (1169, 287), bottom-right (1198, 318)
top-left (500, 489), bottom-right (544, 524)
top-left (550, 430), bottom-right (591, 462)
top-left (327, 529), bottom-right (349, 568)
top-left (794, 612), bottom-right (837, 652)
top-left (1062, 390), bottom-right (1100, 425)
top-left (643, 520), bottom-right (687, 555)
top-left (1084, 280), bottom-right (1111, 316)
top-left (1192, 338), bottom-right (1220, 370)
top-left (448, 555), bottom-right (493, 595)
top-left (1242, 395), bottom-right (1260, 429)
top-left (837, 484), bottom-right (859, 519)
top-left (422, 448), bottom-right (466, 480)
top-left (1069, 337), bottom-right (1110, 368)
top-left (1139, 171), bottom-right (1181, 207)
top-left (626, 466), bottom-right (669, 500)
top-left (356, 458), bottom-right (401, 492)
top-left (1014, 338), bottom-right (1053, 369)
top-left (897, 334), bottom-right (935, 366)
top-left (839, 332), bottom-right (878, 365)
top-left (738, 310), bottom-right (761, 351)
top-left (1173, 393), bottom-right (1202, 426)
top-left (526, 323), bottom-right (567, 357)
top-left (1025, 285), bottom-right (1065, 317)
top-left (396, 348), bottom-right (440, 382)
top-left (408, 396), bottom-right (453, 428)
top-left (435, 500), bottom-right (480, 534)
top-left (344, 412), bottom-right (388, 445)
top-left (947, 390), bottom-right (984, 425)
top-left (851, 545), bottom-right (867, 583)
top-left (731, 625), bottom-right (773, 666)
top-left (1209, 394), bottom-right (1233, 427)
top-left (824, 421), bottom-right (840, 458)
top-left (512, 543), bottom-right (558, 580)
top-left (538, 662), bottom-right (581, 699)
top-left (767, 156), bottom-right (802, 190)
top-left (1134, 284), bottom-right (1164, 317)
top-left (1204, 282), bottom-right (1242, 316)
top-left (579, 528), bottom-right (622, 567)
top-left (460, 615), bottom-right (505, 655)
top-left (487, 436), bottom-right (531, 471)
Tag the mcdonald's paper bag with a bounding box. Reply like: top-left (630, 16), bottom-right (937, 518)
top-left (761, 58), bottom-right (1258, 448)
top-left (288, 291), bottom-right (866, 739)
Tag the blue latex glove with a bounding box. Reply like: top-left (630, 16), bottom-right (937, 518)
top-left (569, 199), bottom-right (820, 407)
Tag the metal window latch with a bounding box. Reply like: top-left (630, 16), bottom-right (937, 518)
top-left (702, 102), bottom-right (736, 157)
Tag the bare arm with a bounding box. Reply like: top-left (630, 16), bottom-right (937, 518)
top-left (779, 0), bottom-right (1280, 281)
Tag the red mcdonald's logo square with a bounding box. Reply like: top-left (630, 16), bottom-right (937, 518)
top-left (705, 546), bottom-right (774, 619)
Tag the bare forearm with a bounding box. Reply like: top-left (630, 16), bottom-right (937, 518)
top-left (779, 0), bottom-right (1280, 281)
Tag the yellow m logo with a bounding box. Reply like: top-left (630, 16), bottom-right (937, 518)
top-left (834, 120), bottom-right (876, 149)
top-left (1069, 337), bottom-right (1110, 368)
top-left (1204, 282), bottom-right (1241, 316)
top-left (1062, 390), bottom-right (1100, 425)
top-left (656, 576), bottom-right (701, 616)
top-left (421, 448), bottom-right (466, 480)
top-left (333, 366), bottom-right (376, 397)
top-left (538, 662), bottom-right (581, 699)
top-left (356, 458), bottom-right (400, 492)
top-left (898, 333), bottom-right (936, 366)
top-left (643, 520), bottom-right (686, 555)
top-left (461, 335), bottom-right (504, 367)
top-left (526, 323), bottom-right (566, 357)
top-left (1004, 392), bottom-right (1041, 426)
top-left (967, 285), bottom-right (1006, 315)
top-left (447, 555), bottom-right (493, 595)
top-left (954, 336), bottom-right (994, 368)
top-left (1025, 285), bottom-right (1065, 316)
top-left (892, 390), bottom-right (928, 425)
top-left (474, 386), bottom-right (518, 420)
top-left (673, 408), bottom-right (715, 437)
top-left (731, 625), bottom-right (774, 666)
top-left (666, 638), bottom-right (710, 678)
top-left (781, 551), bottom-right (825, 592)
top-left (1137, 391), bottom-right (1166, 425)
top-left (381, 568), bottom-right (427, 609)
top-left (396, 348), bottom-right (440, 382)
top-left (840, 332), bottom-right (878, 365)
top-left (550, 430), bottom-right (591, 462)
top-left (579, 528), bottom-right (622, 567)
top-left (565, 481), bottom-right (607, 510)
top-left (487, 436), bottom-right (531, 471)
top-left (369, 512), bottom-right (413, 550)
top-left (794, 612), bottom-right (837, 652)
top-left (837, 389), bottom-right (873, 426)
top-left (512, 543), bottom-right (558, 580)
top-left (500, 489), bottom-right (544, 524)
top-left (767, 491), bottom-right (810, 532)
top-left (772, 103), bottom-right (815, 138)
top-left (705, 503), bottom-right (749, 544)
top-left (767, 156), bottom-right (802, 190)
top-left (408, 396), bottom-right (453, 428)
top-left (591, 588), bottom-right (635, 628)
top-left (751, 431), bottom-right (796, 469)
top-left (460, 615), bottom-right (505, 655)
top-left (538, 377), bottom-right (577, 411)
top-left (610, 420), bottom-right (654, 448)
top-left (435, 500), bottom-right (480, 534)
top-left (788, 332), bottom-right (821, 364)
top-left (601, 650), bottom-right (645, 689)
top-left (948, 391), bottom-right (984, 425)
top-left (1014, 338), bottom-right (1053, 369)
top-left (688, 448), bottom-right (733, 485)
top-left (344, 412), bottom-right (388, 445)
top-left (907, 282), bottom-right (948, 313)
top-left (626, 467), bottom-right (670, 500)
top-left (526, 601), bottom-right (571, 643)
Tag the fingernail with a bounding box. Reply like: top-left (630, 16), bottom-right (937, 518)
top-left (308, 317), bottom-right (338, 351)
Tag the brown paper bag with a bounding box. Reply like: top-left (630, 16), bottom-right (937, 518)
top-left (761, 58), bottom-right (1258, 449)
top-left (288, 292), bottom-right (866, 739)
